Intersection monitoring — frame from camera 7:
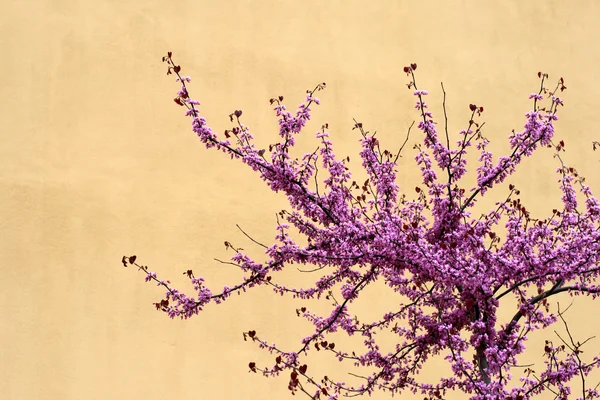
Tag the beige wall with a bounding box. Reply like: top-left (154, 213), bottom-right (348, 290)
top-left (2, 1), bottom-right (600, 399)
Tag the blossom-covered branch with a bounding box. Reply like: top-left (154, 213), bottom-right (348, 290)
top-left (123, 53), bottom-right (600, 400)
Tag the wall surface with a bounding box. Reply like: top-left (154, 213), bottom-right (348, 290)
top-left (2, 1), bottom-right (600, 399)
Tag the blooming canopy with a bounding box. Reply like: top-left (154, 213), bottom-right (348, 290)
top-left (123, 54), bottom-right (600, 400)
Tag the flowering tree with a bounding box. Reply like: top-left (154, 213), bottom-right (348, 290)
top-left (123, 52), bottom-right (600, 400)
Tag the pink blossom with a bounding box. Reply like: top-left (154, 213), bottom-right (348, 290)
top-left (127, 56), bottom-right (600, 400)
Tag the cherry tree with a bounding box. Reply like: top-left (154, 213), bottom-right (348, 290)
top-left (123, 52), bottom-right (600, 400)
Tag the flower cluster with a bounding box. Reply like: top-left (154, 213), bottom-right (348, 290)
top-left (124, 55), bottom-right (600, 400)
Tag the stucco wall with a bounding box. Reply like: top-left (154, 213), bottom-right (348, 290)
top-left (2, 1), bottom-right (600, 399)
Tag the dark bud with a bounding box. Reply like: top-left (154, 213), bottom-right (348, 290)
top-left (469, 104), bottom-right (477, 112)
top-left (410, 63), bottom-right (417, 70)
top-left (129, 255), bottom-right (137, 264)
top-left (234, 110), bottom-right (243, 118)
top-left (403, 66), bottom-right (409, 73)
top-left (299, 364), bottom-right (307, 374)
top-left (173, 65), bottom-right (181, 73)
